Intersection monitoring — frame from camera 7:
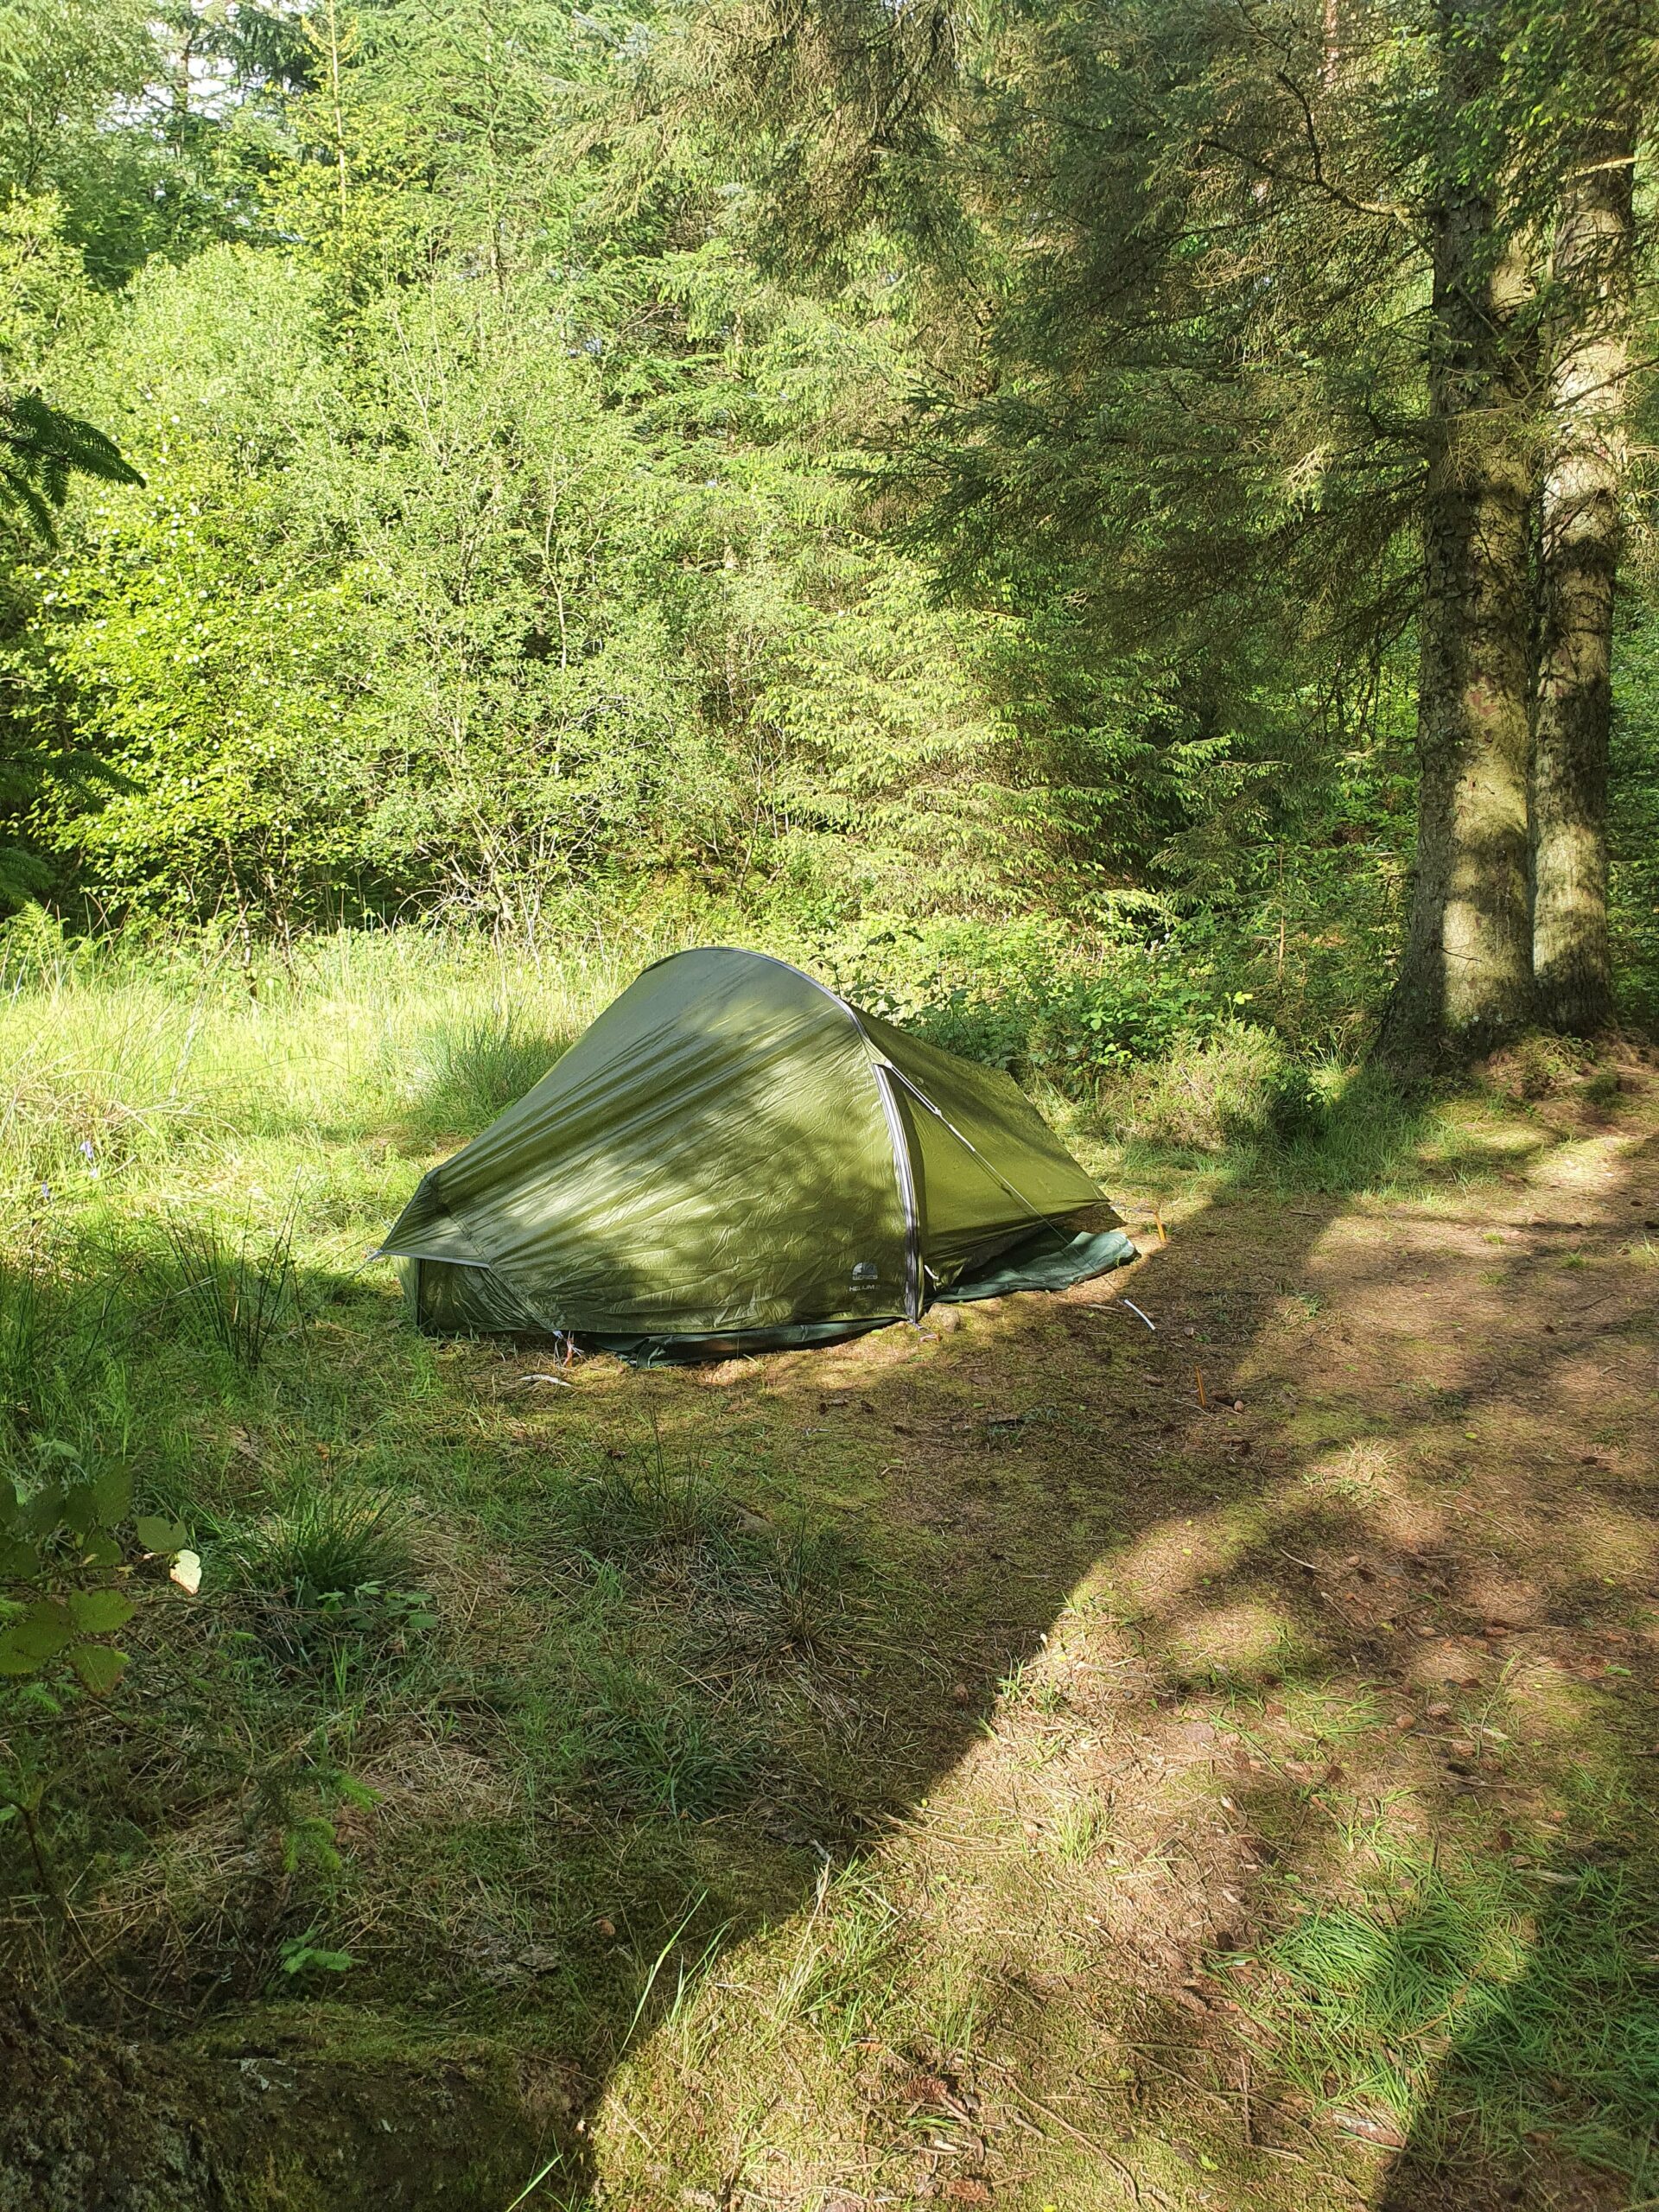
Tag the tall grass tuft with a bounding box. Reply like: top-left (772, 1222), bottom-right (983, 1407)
top-left (1090, 1018), bottom-right (1290, 1152)
top-left (579, 1660), bottom-right (754, 1819)
top-left (215, 1488), bottom-right (431, 1671)
top-left (157, 1211), bottom-right (299, 1373)
top-left (0, 1252), bottom-right (124, 1455)
top-left (219, 1487), bottom-right (407, 1608)
top-left (402, 1013), bottom-right (562, 1143)
top-left (568, 1420), bottom-right (736, 1560)
top-left (787, 1866), bottom-right (910, 2058)
top-left (757, 1517), bottom-right (857, 1661)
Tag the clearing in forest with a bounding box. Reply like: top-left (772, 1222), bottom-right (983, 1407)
top-left (1, 951), bottom-right (1656, 2212)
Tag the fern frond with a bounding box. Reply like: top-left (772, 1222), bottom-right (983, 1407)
top-left (0, 390), bottom-right (144, 542)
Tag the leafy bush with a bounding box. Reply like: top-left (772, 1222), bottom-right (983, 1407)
top-left (1024, 965), bottom-right (1251, 1080)
top-left (0, 1257), bottom-right (191, 1693)
top-left (0, 1459), bottom-right (140, 1694)
top-left (1090, 1019), bottom-right (1290, 1149)
top-left (812, 914), bottom-right (1251, 1088)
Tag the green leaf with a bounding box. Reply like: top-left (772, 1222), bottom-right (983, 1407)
top-left (67, 1643), bottom-right (128, 1695)
top-left (79, 1535), bottom-right (123, 1569)
top-left (61, 1486), bottom-right (99, 1538)
top-left (135, 1516), bottom-right (188, 1555)
top-left (0, 1537), bottom-right (40, 1580)
top-left (280, 1943), bottom-right (353, 1974)
top-left (67, 1589), bottom-right (135, 1636)
top-left (91, 1464), bottom-right (133, 1524)
top-left (20, 1487), bottom-right (66, 1541)
top-left (9, 1600), bottom-right (73, 1661)
top-left (0, 1478), bottom-right (18, 1530)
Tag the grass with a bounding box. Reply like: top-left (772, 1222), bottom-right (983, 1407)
top-left (0, 918), bottom-right (1656, 2209)
top-left (1225, 1844), bottom-right (1659, 2176)
top-left (1050, 1793), bottom-right (1111, 1864)
top-left (156, 1208), bottom-right (300, 1372)
top-left (401, 1010), bottom-right (565, 1146)
top-left (216, 1486), bottom-right (409, 1606)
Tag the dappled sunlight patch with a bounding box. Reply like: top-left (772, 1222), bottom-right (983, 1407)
top-left (1161, 1597), bottom-right (1294, 1680)
top-left (1224, 1847), bottom-right (1537, 2139)
top-left (1294, 1437), bottom-right (1401, 1499)
top-left (1116, 1513), bottom-right (1235, 1594)
top-left (1550, 1504), bottom-right (1659, 1587)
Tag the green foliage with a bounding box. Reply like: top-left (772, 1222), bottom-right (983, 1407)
top-left (0, 391), bottom-right (142, 539)
top-left (277, 1929), bottom-right (356, 1978)
top-left (0, 0), bottom-right (1647, 1038)
top-left (0, 0), bottom-right (1451, 1023)
top-left (0, 1255), bottom-right (192, 1694)
top-left (0, 0), bottom-right (165, 284)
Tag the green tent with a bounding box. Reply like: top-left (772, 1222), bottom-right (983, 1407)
top-left (379, 947), bottom-right (1133, 1361)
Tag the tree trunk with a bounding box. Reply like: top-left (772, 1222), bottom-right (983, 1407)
top-left (1530, 120), bottom-right (1635, 1036)
top-left (1377, 18), bottom-right (1537, 1071)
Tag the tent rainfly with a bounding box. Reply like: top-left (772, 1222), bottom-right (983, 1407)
top-left (378, 947), bottom-right (1134, 1362)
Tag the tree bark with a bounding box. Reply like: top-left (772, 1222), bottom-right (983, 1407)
top-left (1377, 16), bottom-right (1538, 1071)
top-left (1530, 120), bottom-right (1636, 1036)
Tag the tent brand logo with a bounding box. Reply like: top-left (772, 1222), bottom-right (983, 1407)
top-left (851, 1262), bottom-right (879, 1283)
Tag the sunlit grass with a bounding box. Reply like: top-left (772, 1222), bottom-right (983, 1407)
top-left (1224, 1844), bottom-right (1659, 2181)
